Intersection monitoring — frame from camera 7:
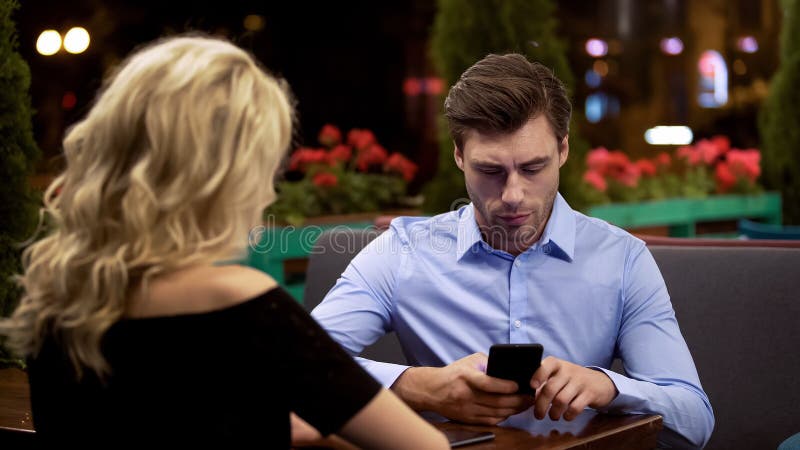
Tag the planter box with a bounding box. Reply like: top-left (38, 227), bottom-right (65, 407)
top-left (587, 192), bottom-right (782, 237)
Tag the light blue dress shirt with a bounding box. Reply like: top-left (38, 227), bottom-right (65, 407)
top-left (311, 193), bottom-right (714, 447)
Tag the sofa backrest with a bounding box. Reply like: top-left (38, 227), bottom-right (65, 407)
top-left (303, 228), bottom-right (406, 364)
top-left (304, 229), bottom-right (800, 449)
top-left (649, 246), bottom-right (800, 450)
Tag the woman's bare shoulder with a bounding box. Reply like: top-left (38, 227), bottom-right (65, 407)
top-left (127, 265), bottom-right (278, 318)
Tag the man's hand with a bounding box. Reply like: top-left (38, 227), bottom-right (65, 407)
top-left (391, 353), bottom-right (533, 425)
top-left (530, 356), bottom-right (618, 421)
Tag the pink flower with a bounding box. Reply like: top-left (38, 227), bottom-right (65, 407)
top-left (289, 147), bottom-right (328, 172)
top-left (696, 139), bottom-right (725, 165)
top-left (347, 129), bottom-right (376, 150)
top-left (327, 145), bottom-right (352, 165)
top-left (583, 170), bottom-right (608, 192)
top-left (356, 143), bottom-right (389, 171)
top-left (616, 165), bottom-right (641, 187)
top-left (384, 152), bottom-right (418, 182)
top-left (726, 149), bottom-right (761, 181)
top-left (677, 145), bottom-right (702, 166)
top-left (635, 159), bottom-right (658, 177)
top-left (312, 172), bottom-right (338, 187)
top-left (711, 135), bottom-right (731, 154)
top-left (715, 162), bottom-right (737, 193)
top-left (318, 124), bottom-right (342, 148)
top-left (655, 152), bottom-right (671, 167)
top-left (606, 151), bottom-right (639, 187)
top-left (586, 147), bottom-right (610, 173)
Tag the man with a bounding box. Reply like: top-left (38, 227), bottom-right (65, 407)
top-left (311, 53), bottom-right (714, 447)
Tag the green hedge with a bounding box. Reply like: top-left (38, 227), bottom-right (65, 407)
top-left (424, 0), bottom-right (591, 214)
top-left (0, 0), bottom-right (40, 367)
top-left (758, 0), bottom-right (800, 224)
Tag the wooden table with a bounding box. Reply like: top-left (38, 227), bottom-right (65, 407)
top-left (433, 413), bottom-right (662, 449)
top-left (0, 368), bottom-right (662, 448)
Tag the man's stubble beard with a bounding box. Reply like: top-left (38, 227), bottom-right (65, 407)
top-left (466, 176), bottom-right (559, 254)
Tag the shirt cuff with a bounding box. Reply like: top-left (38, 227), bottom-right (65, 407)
top-left (359, 358), bottom-right (410, 388)
top-left (587, 366), bottom-right (649, 413)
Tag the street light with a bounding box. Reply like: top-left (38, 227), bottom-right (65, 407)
top-left (63, 27), bottom-right (90, 54)
top-left (36, 30), bottom-right (61, 56)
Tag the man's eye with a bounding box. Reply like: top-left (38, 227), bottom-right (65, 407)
top-left (479, 169), bottom-right (502, 175)
top-left (523, 167), bottom-right (542, 174)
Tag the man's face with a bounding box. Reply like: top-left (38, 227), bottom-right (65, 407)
top-left (455, 115), bottom-right (568, 255)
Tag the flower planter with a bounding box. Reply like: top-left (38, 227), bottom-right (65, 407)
top-left (587, 192), bottom-right (782, 237)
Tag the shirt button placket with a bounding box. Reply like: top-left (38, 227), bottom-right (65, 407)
top-left (510, 257), bottom-right (525, 341)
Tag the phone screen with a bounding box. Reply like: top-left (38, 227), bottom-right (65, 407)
top-left (443, 429), bottom-right (495, 447)
top-left (486, 343), bottom-right (543, 395)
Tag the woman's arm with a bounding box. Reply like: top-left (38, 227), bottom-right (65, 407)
top-left (338, 389), bottom-right (449, 450)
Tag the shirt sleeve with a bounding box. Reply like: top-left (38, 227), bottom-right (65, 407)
top-left (267, 288), bottom-right (382, 436)
top-left (595, 241), bottom-right (715, 448)
top-left (310, 228), bottom-right (411, 387)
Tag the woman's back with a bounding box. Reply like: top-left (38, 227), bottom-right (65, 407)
top-left (28, 266), bottom-right (381, 446)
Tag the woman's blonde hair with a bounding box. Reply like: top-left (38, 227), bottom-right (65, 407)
top-left (0, 35), bottom-right (293, 377)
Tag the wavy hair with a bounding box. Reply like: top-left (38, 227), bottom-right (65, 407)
top-left (0, 35), bottom-right (294, 378)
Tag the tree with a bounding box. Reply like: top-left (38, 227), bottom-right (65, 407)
top-left (758, 0), bottom-right (800, 224)
top-left (0, 0), bottom-right (40, 366)
top-left (424, 0), bottom-right (591, 213)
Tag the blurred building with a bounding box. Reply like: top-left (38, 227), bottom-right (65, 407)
top-left (560, 0), bottom-right (780, 156)
top-left (16, 0), bottom-right (783, 180)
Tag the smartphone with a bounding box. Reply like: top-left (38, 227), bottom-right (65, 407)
top-left (486, 343), bottom-right (543, 395)
top-left (443, 429), bottom-right (495, 447)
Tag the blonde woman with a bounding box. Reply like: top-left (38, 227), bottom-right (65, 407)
top-left (0, 35), bottom-right (448, 449)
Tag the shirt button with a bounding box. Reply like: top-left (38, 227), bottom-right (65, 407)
top-left (513, 259), bottom-right (521, 267)
top-left (514, 320), bottom-right (521, 328)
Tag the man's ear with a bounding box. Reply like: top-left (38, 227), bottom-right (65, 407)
top-left (454, 143), bottom-right (465, 171)
top-left (558, 135), bottom-right (570, 168)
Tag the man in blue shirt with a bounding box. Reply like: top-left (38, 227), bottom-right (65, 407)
top-left (311, 53), bottom-right (714, 447)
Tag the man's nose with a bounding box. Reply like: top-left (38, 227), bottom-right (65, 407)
top-left (501, 173), bottom-right (524, 208)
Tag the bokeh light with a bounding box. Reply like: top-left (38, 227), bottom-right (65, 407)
top-left (660, 37), bottom-right (684, 55)
top-left (737, 36), bottom-right (758, 53)
top-left (243, 14), bottom-right (265, 31)
top-left (61, 91), bottom-right (77, 110)
top-left (36, 30), bottom-right (61, 56)
top-left (585, 69), bottom-right (601, 88)
top-left (63, 27), bottom-right (90, 54)
top-left (592, 60), bottom-right (609, 77)
top-left (644, 126), bottom-right (693, 145)
top-left (585, 38), bottom-right (608, 58)
top-left (733, 59), bottom-right (747, 75)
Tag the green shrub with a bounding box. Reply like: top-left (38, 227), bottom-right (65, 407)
top-left (0, 0), bottom-right (40, 367)
top-left (758, 0), bottom-right (800, 224)
top-left (424, 0), bottom-right (591, 213)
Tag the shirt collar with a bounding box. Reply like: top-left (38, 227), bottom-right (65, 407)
top-left (455, 193), bottom-right (576, 262)
top-left (456, 204), bottom-right (484, 261)
top-left (538, 193), bottom-right (575, 262)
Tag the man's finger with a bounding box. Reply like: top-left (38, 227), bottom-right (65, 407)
top-left (563, 392), bottom-right (592, 421)
top-left (530, 356), bottom-right (558, 390)
top-left (474, 416), bottom-right (506, 426)
top-left (549, 383), bottom-right (580, 420)
top-left (534, 373), bottom-right (568, 419)
top-left (466, 370), bottom-right (519, 394)
top-left (475, 406), bottom-right (521, 419)
top-left (473, 392), bottom-right (531, 410)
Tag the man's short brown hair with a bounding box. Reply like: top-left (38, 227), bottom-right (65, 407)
top-left (444, 53), bottom-right (571, 151)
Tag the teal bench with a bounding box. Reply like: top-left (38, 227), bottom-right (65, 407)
top-left (587, 192), bottom-right (782, 237)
